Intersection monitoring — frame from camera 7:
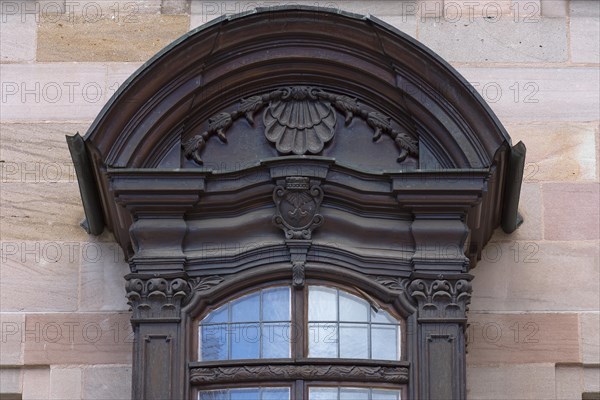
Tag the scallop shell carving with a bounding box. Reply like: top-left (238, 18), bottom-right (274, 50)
top-left (263, 87), bottom-right (336, 155)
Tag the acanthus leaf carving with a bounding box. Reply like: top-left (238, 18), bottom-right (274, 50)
top-left (190, 364), bottom-right (409, 385)
top-left (182, 86), bottom-right (418, 164)
top-left (407, 278), bottom-right (472, 320)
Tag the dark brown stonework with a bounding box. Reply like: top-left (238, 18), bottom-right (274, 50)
top-left (68, 6), bottom-right (524, 400)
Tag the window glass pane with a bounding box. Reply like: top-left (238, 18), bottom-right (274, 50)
top-left (308, 322), bottom-right (338, 357)
top-left (231, 292), bottom-right (260, 322)
top-left (230, 388), bottom-right (260, 400)
top-left (339, 323), bottom-right (368, 359)
top-left (371, 308), bottom-right (396, 324)
top-left (230, 323), bottom-right (260, 359)
top-left (371, 389), bottom-right (400, 400)
top-left (340, 388), bottom-right (369, 400)
top-left (309, 287), bottom-right (337, 321)
top-left (309, 387), bottom-right (339, 400)
top-left (262, 323), bottom-right (291, 358)
top-left (262, 287), bottom-right (290, 321)
top-left (371, 325), bottom-right (398, 361)
top-left (339, 292), bottom-right (369, 322)
top-left (261, 388), bottom-right (290, 400)
top-left (200, 324), bottom-right (227, 361)
top-left (202, 305), bottom-right (228, 324)
top-left (308, 387), bottom-right (401, 400)
top-left (199, 390), bottom-right (227, 400)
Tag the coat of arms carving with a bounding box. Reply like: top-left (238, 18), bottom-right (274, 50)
top-left (272, 177), bottom-right (324, 240)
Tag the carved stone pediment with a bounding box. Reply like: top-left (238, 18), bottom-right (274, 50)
top-left (182, 86), bottom-right (419, 165)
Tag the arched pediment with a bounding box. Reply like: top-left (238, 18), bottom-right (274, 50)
top-left (67, 7), bottom-right (526, 400)
top-left (81, 6), bottom-right (511, 172)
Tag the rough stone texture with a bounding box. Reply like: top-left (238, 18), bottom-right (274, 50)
top-left (0, 241), bottom-right (79, 312)
top-left (493, 182), bottom-right (542, 241)
top-left (570, 0), bottom-right (600, 17)
top-left (419, 17), bottom-right (567, 63)
top-left (419, 16), bottom-right (567, 63)
top-left (79, 242), bottom-right (130, 311)
top-left (0, 368), bottom-right (22, 395)
top-left (584, 366), bottom-right (600, 392)
top-left (581, 313), bottom-right (600, 364)
top-left (543, 183), bottom-right (600, 240)
top-left (0, 123), bottom-right (89, 183)
top-left (0, 182), bottom-right (88, 241)
top-left (506, 122), bottom-right (597, 182)
top-left (0, 313), bottom-right (25, 365)
top-left (471, 240), bottom-right (600, 312)
top-left (0, 63), bottom-right (108, 121)
top-left (457, 67), bottom-right (600, 122)
top-left (467, 312), bottom-right (580, 364)
top-left (555, 365), bottom-right (584, 400)
top-left (162, 0), bottom-right (191, 14)
top-left (22, 367), bottom-right (50, 400)
top-left (570, 15), bottom-right (600, 63)
top-left (23, 313), bottom-right (132, 365)
top-left (466, 363), bottom-right (556, 399)
top-left (0, 14), bottom-right (37, 63)
top-left (82, 365), bottom-right (132, 400)
top-left (37, 14), bottom-right (190, 62)
top-left (49, 367), bottom-right (82, 400)
top-left (541, 0), bottom-right (568, 17)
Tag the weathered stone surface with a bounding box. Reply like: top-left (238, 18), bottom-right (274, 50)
top-left (466, 363), bottom-right (555, 399)
top-left (471, 241), bottom-right (600, 311)
top-left (442, 0), bottom-right (513, 18)
top-left (0, 123), bottom-right (89, 183)
top-left (79, 242), bottom-right (130, 311)
top-left (22, 367), bottom-right (50, 400)
top-left (0, 63), bottom-right (108, 121)
top-left (467, 312), bottom-right (580, 364)
top-left (555, 365), bottom-right (583, 400)
top-left (0, 241), bottom-right (79, 312)
top-left (570, 0), bottom-right (600, 17)
top-left (161, 0), bottom-right (190, 14)
top-left (0, 14), bottom-right (37, 63)
top-left (571, 15), bottom-right (600, 64)
top-left (543, 183), bottom-right (600, 240)
top-left (37, 14), bottom-right (189, 62)
top-left (82, 365), bottom-right (132, 400)
top-left (419, 17), bottom-right (567, 63)
top-left (0, 314), bottom-right (24, 365)
top-left (0, 368), bottom-right (22, 395)
top-left (23, 313), bottom-right (132, 365)
top-left (457, 67), bottom-right (600, 121)
top-left (50, 367), bottom-right (82, 400)
top-left (493, 182), bottom-right (542, 241)
top-left (376, 15), bottom-right (417, 38)
top-left (106, 62), bottom-right (144, 97)
top-left (505, 122), bottom-right (597, 182)
top-left (584, 366), bottom-right (600, 392)
top-left (541, 0), bottom-right (568, 17)
top-left (581, 313), bottom-right (600, 364)
top-left (0, 182), bottom-right (88, 241)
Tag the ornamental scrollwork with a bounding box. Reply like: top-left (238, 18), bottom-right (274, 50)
top-left (182, 86), bottom-right (418, 164)
top-left (190, 365), bottom-right (409, 385)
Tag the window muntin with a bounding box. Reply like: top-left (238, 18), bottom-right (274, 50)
top-left (309, 387), bottom-right (401, 400)
top-left (198, 387), bottom-right (291, 400)
top-left (199, 287), bottom-right (291, 361)
top-left (308, 286), bottom-right (401, 360)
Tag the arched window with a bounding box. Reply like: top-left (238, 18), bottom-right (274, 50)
top-left (193, 284), bottom-right (405, 399)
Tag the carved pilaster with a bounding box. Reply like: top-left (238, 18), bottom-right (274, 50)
top-left (407, 278), bottom-right (472, 321)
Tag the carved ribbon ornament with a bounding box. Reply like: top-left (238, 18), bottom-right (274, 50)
top-left (183, 86), bottom-right (418, 164)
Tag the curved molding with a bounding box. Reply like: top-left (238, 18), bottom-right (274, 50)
top-left (82, 6), bottom-right (509, 170)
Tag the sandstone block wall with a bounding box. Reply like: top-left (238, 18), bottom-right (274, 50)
top-left (1, 1), bottom-right (598, 398)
